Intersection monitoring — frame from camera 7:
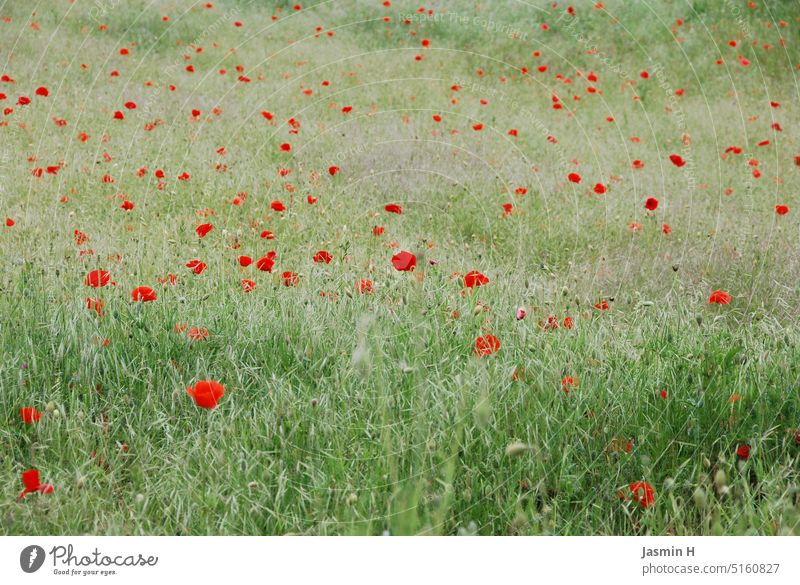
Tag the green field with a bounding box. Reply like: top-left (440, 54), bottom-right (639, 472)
top-left (1, 0), bottom-right (799, 535)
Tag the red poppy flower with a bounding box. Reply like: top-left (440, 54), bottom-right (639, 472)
top-left (329, 166), bottom-right (340, 175)
top-left (628, 481), bottom-right (655, 508)
top-left (74, 229), bottom-right (89, 245)
top-left (474, 334), bottom-right (500, 357)
top-left (186, 260), bottom-right (207, 275)
top-left (120, 200), bottom-right (135, 211)
top-left (736, 444), bottom-right (750, 460)
top-left (356, 279), bottom-right (373, 294)
top-left (669, 154), bottom-right (686, 167)
top-left (644, 197), bottom-right (659, 211)
top-left (662, 223), bottom-right (672, 235)
top-left (384, 204), bottom-right (403, 215)
top-left (241, 279), bottom-right (256, 293)
top-left (260, 230), bottom-right (276, 240)
top-left (561, 376), bottom-right (578, 394)
top-left (86, 297), bottom-right (104, 317)
top-left (708, 290), bottom-right (731, 305)
top-left (20, 407), bottom-right (41, 424)
top-left (238, 255), bottom-right (253, 267)
top-left (5, 217), bottom-right (15, 227)
top-left (391, 251), bottom-right (416, 271)
top-left (593, 183), bottom-right (606, 194)
top-left (373, 226), bottom-right (385, 235)
top-left (186, 380), bottom-right (225, 409)
top-left (84, 269), bottom-right (112, 287)
top-left (271, 200), bottom-right (286, 212)
top-left (567, 172), bottom-right (581, 184)
top-left (157, 274), bottom-right (177, 286)
top-left (281, 271), bottom-right (300, 286)
top-left (660, 389), bottom-right (668, 400)
top-left (256, 252), bottom-right (276, 272)
top-left (131, 286), bottom-right (157, 302)
top-left (775, 204), bottom-right (789, 215)
top-left (196, 223), bottom-right (213, 238)
top-left (594, 299), bottom-right (609, 310)
top-left (313, 250), bottom-right (333, 264)
top-left (187, 327), bottom-right (209, 341)
top-left (463, 270), bottom-right (489, 288)
top-left (18, 469), bottom-right (54, 500)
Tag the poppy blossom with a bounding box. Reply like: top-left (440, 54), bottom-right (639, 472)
top-left (131, 286), bottom-right (157, 302)
top-left (256, 252), bottom-right (276, 272)
top-left (120, 200), bottom-right (134, 211)
top-left (736, 444), bottom-right (750, 460)
top-left (20, 407), bottom-right (41, 424)
top-left (238, 255), bottom-right (253, 267)
top-left (186, 260), bottom-right (207, 275)
top-left (5, 217), bottom-right (14, 227)
top-left (775, 204), bottom-right (789, 215)
top-left (84, 270), bottom-right (112, 287)
top-left (271, 200), bottom-right (286, 212)
top-left (474, 334), bottom-right (500, 357)
top-left (18, 469), bottom-right (54, 500)
top-left (593, 183), bottom-right (606, 194)
top-left (281, 271), bottom-right (300, 286)
top-left (516, 307), bottom-right (526, 320)
top-left (186, 380), bottom-right (225, 409)
top-left (628, 481), bottom-right (655, 508)
top-left (644, 197), bottom-right (659, 211)
top-left (241, 279), bottom-right (256, 293)
top-left (313, 250), bottom-right (333, 264)
top-left (356, 279), bottom-right (373, 294)
top-left (86, 297), bottom-right (104, 317)
top-left (594, 299), bottom-right (609, 310)
top-left (384, 204), bottom-right (402, 215)
top-left (157, 274), bottom-right (177, 286)
top-left (196, 223), bottom-right (213, 238)
top-left (561, 376), bottom-right (578, 394)
top-left (669, 154), bottom-right (686, 167)
top-left (567, 172), bottom-right (582, 184)
top-left (463, 270), bottom-right (489, 288)
top-left (708, 290), bottom-right (731, 305)
top-left (391, 251), bottom-right (416, 271)
top-left (187, 327), bottom-right (209, 341)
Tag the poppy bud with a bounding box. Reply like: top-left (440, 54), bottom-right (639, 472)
top-left (692, 486), bottom-right (708, 509)
top-left (505, 442), bottom-right (532, 457)
top-left (713, 468), bottom-right (727, 491)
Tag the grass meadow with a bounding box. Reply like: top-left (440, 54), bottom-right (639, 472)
top-left (0, 0), bottom-right (799, 535)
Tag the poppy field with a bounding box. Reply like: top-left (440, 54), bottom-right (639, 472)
top-left (1, 1), bottom-right (800, 536)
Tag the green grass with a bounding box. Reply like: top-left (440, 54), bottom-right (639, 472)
top-left (0, 0), bottom-right (798, 535)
